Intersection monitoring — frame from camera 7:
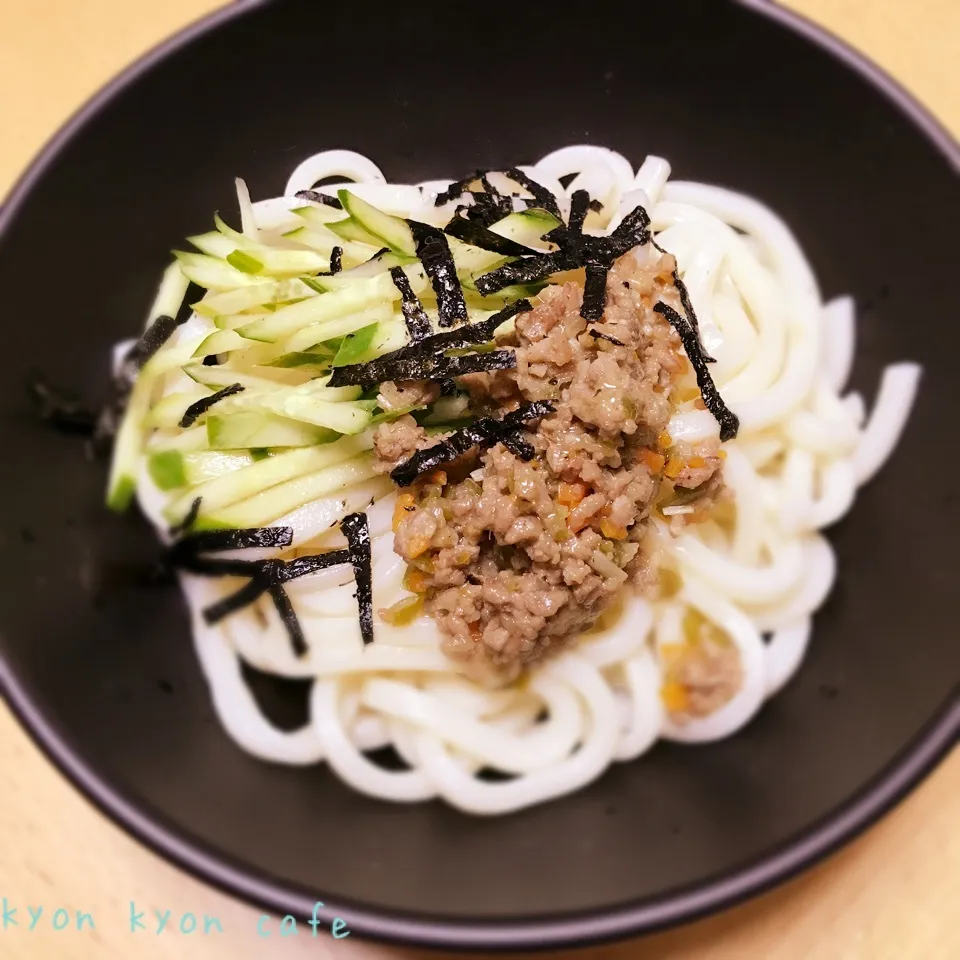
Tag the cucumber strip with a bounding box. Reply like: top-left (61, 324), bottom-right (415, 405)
top-left (278, 304), bottom-right (395, 354)
top-left (237, 273), bottom-right (397, 343)
top-left (150, 262), bottom-right (192, 328)
top-left (194, 280), bottom-right (317, 318)
top-left (293, 378), bottom-right (364, 402)
top-left (189, 231), bottom-right (239, 259)
top-left (195, 455), bottom-right (378, 529)
top-left (225, 392), bottom-right (375, 435)
top-left (327, 216), bottom-right (385, 248)
top-left (181, 363), bottom-right (297, 392)
top-left (207, 411), bottom-right (338, 449)
top-left (341, 249), bottom-right (417, 278)
top-left (245, 249), bottom-right (330, 278)
top-left (146, 389), bottom-right (211, 429)
top-left (332, 323), bottom-right (379, 367)
top-left (262, 350), bottom-right (333, 369)
top-left (304, 262), bottom-right (429, 295)
top-left (174, 251), bottom-right (262, 290)
top-left (105, 280), bottom-right (196, 510)
top-left (339, 190), bottom-right (416, 256)
top-left (213, 311), bottom-right (274, 331)
top-left (235, 178), bottom-right (259, 239)
top-left (106, 375), bottom-right (151, 510)
top-left (488, 208), bottom-right (562, 249)
top-left (167, 433), bottom-right (374, 521)
top-left (282, 226), bottom-right (377, 267)
top-left (147, 425), bottom-right (211, 453)
top-left (292, 204), bottom-right (350, 227)
top-left (447, 235), bottom-right (510, 276)
top-left (149, 449), bottom-right (255, 491)
top-left (193, 328), bottom-right (253, 357)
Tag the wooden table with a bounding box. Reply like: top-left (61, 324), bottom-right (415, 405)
top-left (1, 2), bottom-right (957, 957)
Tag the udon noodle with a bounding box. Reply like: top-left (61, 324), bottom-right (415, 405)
top-left (131, 147), bottom-right (920, 814)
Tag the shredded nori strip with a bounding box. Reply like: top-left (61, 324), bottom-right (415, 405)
top-left (202, 354), bottom-right (223, 366)
top-left (267, 583), bottom-right (308, 657)
top-left (178, 383), bottom-right (245, 429)
top-left (580, 262), bottom-right (610, 322)
top-left (589, 329), bottom-right (625, 347)
top-left (295, 189), bottom-right (343, 209)
top-left (328, 348), bottom-right (516, 388)
top-left (503, 168), bottom-right (563, 219)
top-left (653, 302), bottom-right (739, 441)
top-left (433, 171), bottom-right (484, 206)
top-left (202, 576), bottom-right (271, 625)
top-left (26, 371), bottom-right (98, 435)
top-left (169, 497), bottom-right (202, 536)
top-left (391, 400), bottom-right (555, 486)
top-left (168, 517), bottom-right (376, 653)
top-left (390, 266), bottom-right (432, 341)
top-left (169, 526), bottom-right (294, 560)
top-left (408, 221), bottom-right (467, 327)
top-left (341, 513), bottom-right (373, 645)
top-left (116, 315), bottom-right (184, 386)
top-left (330, 246), bottom-right (343, 274)
top-left (444, 214), bottom-right (531, 255)
top-left (501, 433), bottom-right (536, 460)
top-left (473, 251), bottom-right (568, 296)
top-left (588, 198), bottom-right (604, 213)
top-left (327, 299), bottom-right (531, 388)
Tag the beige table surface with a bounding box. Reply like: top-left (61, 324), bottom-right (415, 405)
top-left (1, 2), bottom-right (958, 957)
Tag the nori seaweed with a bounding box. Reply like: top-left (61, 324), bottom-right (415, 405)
top-left (503, 168), bottom-right (563, 219)
top-left (295, 189), bottom-right (343, 209)
top-left (178, 383), bottom-right (245, 429)
top-left (473, 251), bottom-right (568, 296)
top-left (589, 329), bottom-right (625, 347)
top-left (330, 246), bottom-right (343, 274)
top-left (168, 497), bottom-right (202, 536)
top-left (169, 527), bottom-right (295, 560)
top-left (391, 400), bottom-right (555, 486)
top-left (116, 314), bottom-right (184, 386)
top-left (653, 302), bottom-right (739, 441)
top-left (390, 266), bottom-right (432, 341)
top-left (267, 583), bottom-right (308, 657)
top-left (444, 215), bottom-right (531, 255)
top-left (341, 512), bottom-right (373, 645)
top-left (327, 348), bottom-right (516, 388)
top-left (433, 171), bottom-right (484, 206)
top-left (408, 221), bottom-right (467, 327)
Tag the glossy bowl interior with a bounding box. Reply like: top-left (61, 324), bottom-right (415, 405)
top-left (0, 0), bottom-right (957, 950)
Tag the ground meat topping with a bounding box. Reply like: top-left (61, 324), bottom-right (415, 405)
top-left (375, 246), bottom-right (731, 687)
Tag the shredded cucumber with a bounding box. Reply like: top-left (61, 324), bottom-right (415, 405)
top-left (195, 455), bottom-right (378, 529)
top-left (165, 432), bottom-right (373, 523)
top-left (237, 273), bottom-right (398, 343)
top-left (206, 411), bottom-right (338, 449)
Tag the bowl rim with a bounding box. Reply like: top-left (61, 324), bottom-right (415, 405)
top-left (1, 0), bottom-right (958, 950)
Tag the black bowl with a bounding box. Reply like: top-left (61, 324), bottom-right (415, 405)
top-left (1, 0), bottom-right (958, 951)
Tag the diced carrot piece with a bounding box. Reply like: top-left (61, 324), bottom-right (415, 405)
top-left (393, 493), bottom-right (416, 532)
top-left (403, 568), bottom-right (428, 594)
top-left (693, 397), bottom-right (706, 410)
top-left (664, 456), bottom-right (684, 479)
top-left (661, 680), bottom-right (689, 713)
top-left (688, 456), bottom-right (706, 469)
top-left (600, 519), bottom-right (628, 540)
top-left (406, 536), bottom-right (431, 559)
top-left (718, 449), bottom-right (728, 460)
top-left (640, 448), bottom-right (666, 473)
top-left (657, 431), bottom-right (672, 449)
top-left (557, 481), bottom-right (588, 507)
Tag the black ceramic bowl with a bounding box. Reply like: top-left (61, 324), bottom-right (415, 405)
top-left (1, 0), bottom-right (958, 951)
